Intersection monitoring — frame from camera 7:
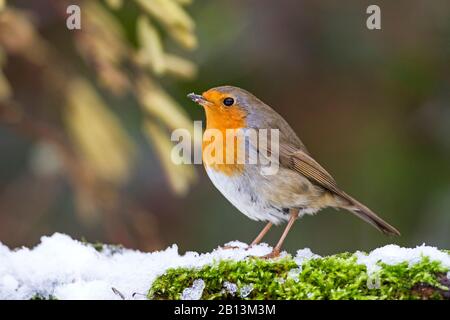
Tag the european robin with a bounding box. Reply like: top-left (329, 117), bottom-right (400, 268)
top-left (188, 86), bottom-right (400, 258)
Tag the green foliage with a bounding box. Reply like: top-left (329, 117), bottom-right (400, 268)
top-left (149, 254), bottom-right (450, 300)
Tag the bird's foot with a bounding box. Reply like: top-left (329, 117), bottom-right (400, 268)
top-left (260, 249), bottom-right (281, 259)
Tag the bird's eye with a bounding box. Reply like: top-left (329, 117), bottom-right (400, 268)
top-left (223, 97), bottom-right (234, 106)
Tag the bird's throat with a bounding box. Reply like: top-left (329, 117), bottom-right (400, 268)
top-left (202, 106), bottom-right (246, 176)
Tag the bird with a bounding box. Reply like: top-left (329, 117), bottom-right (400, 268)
top-left (187, 86), bottom-right (400, 258)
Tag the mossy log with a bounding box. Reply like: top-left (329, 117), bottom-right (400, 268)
top-left (2, 233), bottom-right (449, 300)
top-left (149, 253), bottom-right (450, 300)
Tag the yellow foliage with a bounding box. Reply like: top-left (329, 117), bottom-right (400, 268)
top-left (104, 0), bottom-right (123, 10)
top-left (164, 53), bottom-right (197, 79)
top-left (136, 76), bottom-right (193, 132)
top-left (135, 0), bottom-right (197, 49)
top-left (0, 49), bottom-right (10, 99)
top-left (65, 79), bottom-right (136, 184)
top-left (0, 0), bottom-right (200, 219)
top-left (0, 69), bottom-right (10, 100)
top-left (143, 121), bottom-right (196, 196)
top-left (137, 15), bottom-right (166, 75)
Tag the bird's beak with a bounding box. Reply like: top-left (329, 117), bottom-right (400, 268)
top-left (187, 93), bottom-right (211, 107)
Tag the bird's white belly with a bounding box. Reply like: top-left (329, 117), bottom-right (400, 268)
top-left (204, 167), bottom-right (289, 224)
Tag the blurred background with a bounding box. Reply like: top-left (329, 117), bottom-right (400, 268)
top-left (0, 0), bottom-right (449, 255)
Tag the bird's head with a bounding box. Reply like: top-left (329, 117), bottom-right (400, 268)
top-left (188, 86), bottom-right (257, 130)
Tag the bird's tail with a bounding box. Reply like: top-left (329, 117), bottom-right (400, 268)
top-left (338, 192), bottom-right (400, 236)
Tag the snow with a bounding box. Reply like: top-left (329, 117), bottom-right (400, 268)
top-left (239, 284), bottom-right (253, 298)
top-left (355, 244), bottom-right (450, 274)
top-left (181, 279), bottom-right (205, 300)
top-left (0, 233), bottom-right (449, 300)
top-left (0, 233), bottom-right (273, 300)
top-left (223, 281), bottom-right (238, 296)
top-left (294, 248), bottom-right (320, 265)
top-left (54, 280), bottom-right (115, 300)
top-left (287, 267), bottom-right (302, 282)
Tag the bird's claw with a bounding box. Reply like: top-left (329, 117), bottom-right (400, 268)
top-left (259, 249), bottom-right (281, 259)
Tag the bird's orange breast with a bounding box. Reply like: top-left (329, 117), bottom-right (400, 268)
top-left (202, 95), bottom-right (247, 176)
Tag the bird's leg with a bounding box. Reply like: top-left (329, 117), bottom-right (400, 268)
top-left (222, 222), bottom-right (273, 250)
top-left (248, 222), bottom-right (273, 247)
top-left (261, 209), bottom-right (298, 259)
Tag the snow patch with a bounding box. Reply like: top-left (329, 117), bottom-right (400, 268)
top-left (294, 248), bottom-right (320, 265)
top-left (239, 284), bottom-right (253, 298)
top-left (223, 281), bottom-right (238, 296)
top-left (287, 267), bottom-right (302, 282)
top-left (0, 233), bottom-right (274, 300)
top-left (181, 279), bottom-right (205, 300)
top-left (54, 280), bottom-right (114, 300)
top-left (355, 244), bottom-right (450, 274)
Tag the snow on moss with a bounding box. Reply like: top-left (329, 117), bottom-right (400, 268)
top-left (0, 233), bottom-right (449, 300)
top-left (355, 244), bottom-right (450, 274)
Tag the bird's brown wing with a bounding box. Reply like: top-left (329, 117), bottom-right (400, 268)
top-left (279, 143), bottom-right (344, 196)
top-left (277, 143), bottom-right (400, 236)
top-left (247, 131), bottom-right (337, 193)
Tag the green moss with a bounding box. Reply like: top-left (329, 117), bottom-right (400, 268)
top-left (149, 254), bottom-right (450, 300)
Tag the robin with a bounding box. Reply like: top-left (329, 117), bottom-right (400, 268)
top-left (188, 86), bottom-right (400, 258)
